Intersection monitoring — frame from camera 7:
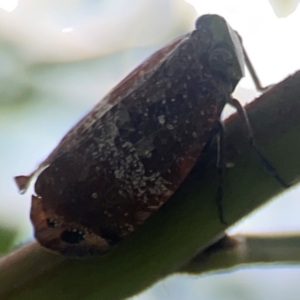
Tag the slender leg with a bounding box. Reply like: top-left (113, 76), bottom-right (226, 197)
top-left (235, 31), bottom-right (270, 92)
top-left (203, 122), bottom-right (230, 224)
top-left (198, 122), bottom-right (227, 223)
top-left (242, 46), bottom-right (268, 92)
top-left (215, 121), bottom-right (227, 224)
top-left (201, 125), bottom-right (221, 154)
top-left (227, 97), bottom-right (290, 188)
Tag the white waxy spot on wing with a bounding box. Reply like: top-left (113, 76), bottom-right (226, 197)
top-left (158, 115), bottom-right (165, 124)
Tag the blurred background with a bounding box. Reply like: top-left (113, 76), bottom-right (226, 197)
top-left (0, 0), bottom-right (300, 299)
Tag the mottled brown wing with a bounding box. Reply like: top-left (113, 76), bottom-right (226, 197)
top-left (32, 26), bottom-right (227, 257)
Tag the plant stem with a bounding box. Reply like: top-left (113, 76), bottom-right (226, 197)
top-left (1, 71), bottom-right (300, 300)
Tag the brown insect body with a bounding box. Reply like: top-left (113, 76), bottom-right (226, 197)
top-left (16, 15), bottom-right (244, 257)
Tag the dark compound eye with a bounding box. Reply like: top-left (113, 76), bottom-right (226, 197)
top-left (60, 229), bottom-right (85, 244)
top-left (46, 218), bottom-right (58, 228)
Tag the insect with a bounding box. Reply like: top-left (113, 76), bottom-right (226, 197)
top-left (15, 14), bottom-right (273, 257)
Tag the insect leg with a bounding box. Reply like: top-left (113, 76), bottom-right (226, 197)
top-left (242, 45), bottom-right (267, 92)
top-left (215, 121), bottom-right (227, 224)
top-left (227, 97), bottom-right (289, 188)
top-left (201, 122), bottom-right (228, 224)
top-left (235, 31), bottom-right (269, 92)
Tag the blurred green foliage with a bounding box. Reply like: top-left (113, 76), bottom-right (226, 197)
top-left (0, 225), bottom-right (18, 256)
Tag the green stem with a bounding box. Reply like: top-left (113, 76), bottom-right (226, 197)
top-left (181, 234), bottom-right (300, 274)
top-left (1, 71), bottom-right (300, 300)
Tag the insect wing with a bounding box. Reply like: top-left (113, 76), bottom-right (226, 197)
top-left (17, 14), bottom-right (247, 257)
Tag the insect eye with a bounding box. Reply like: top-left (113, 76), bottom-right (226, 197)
top-left (60, 229), bottom-right (85, 244)
top-left (46, 218), bottom-right (58, 228)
